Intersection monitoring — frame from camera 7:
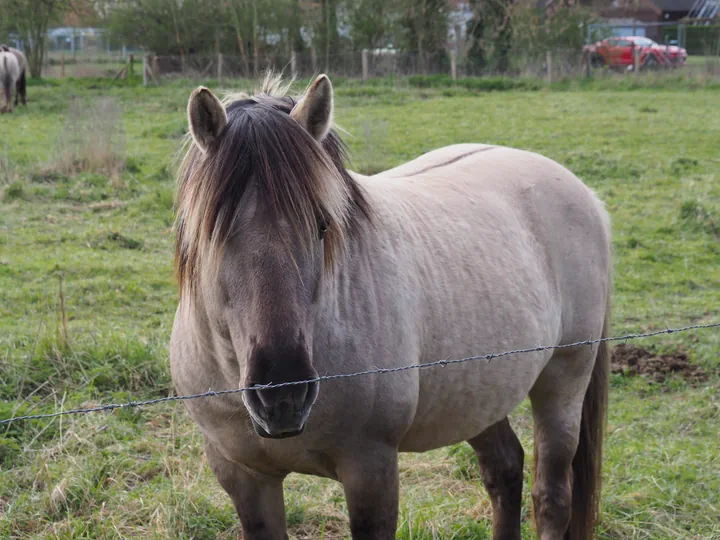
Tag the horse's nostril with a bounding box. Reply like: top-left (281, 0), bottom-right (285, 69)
top-left (244, 380), bottom-right (319, 439)
top-left (291, 383), bottom-right (309, 413)
top-left (255, 386), bottom-right (274, 409)
top-left (252, 382), bottom-right (316, 416)
top-left (304, 381), bottom-right (319, 411)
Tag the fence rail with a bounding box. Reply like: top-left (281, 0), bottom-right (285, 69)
top-left (34, 45), bottom-right (720, 82)
top-left (2, 322), bottom-right (718, 427)
top-left (137, 48), bottom-right (720, 85)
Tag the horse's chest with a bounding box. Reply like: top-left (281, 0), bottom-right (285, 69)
top-left (193, 400), bottom-right (340, 479)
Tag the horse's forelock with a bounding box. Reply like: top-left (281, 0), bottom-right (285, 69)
top-left (174, 83), bottom-right (369, 305)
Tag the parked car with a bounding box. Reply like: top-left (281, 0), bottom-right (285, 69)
top-left (584, 36), bottom-right (688, 70)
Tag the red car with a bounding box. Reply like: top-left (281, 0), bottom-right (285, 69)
top-left (584, 36), bottom-right (688, 70)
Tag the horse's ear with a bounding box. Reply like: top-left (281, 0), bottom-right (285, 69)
top-left (290, 74), bottom-right (333, 142)
top-left (187, 86), bottom-right (227, 153)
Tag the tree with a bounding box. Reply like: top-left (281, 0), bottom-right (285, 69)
top-left (3, 0), bottom-right (76, 78)
top-left (465, 0), bottom-right (513, 74)
top-left (348, 0), bottom-right (396, 51)
top-left (104, 0), bottom-right (220, 56)
top-left (399, 0), bottom-right (449, 74)
top-left (104, 0), bottom-right (306, 74)
top-left (316, 0), bottom-right (339, 71)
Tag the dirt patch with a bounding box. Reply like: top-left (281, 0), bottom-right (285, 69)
top-left (611, 344), bottom-right (708, 384)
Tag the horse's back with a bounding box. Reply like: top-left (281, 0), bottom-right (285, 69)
top-left (9, 48), bottom-right (26, 73)
top-left (0, 52), bottom-right (19, 79)
top-left (373, 144), bottom-right (496, 180)
top-left (372, 144), bottom-right (610, 301)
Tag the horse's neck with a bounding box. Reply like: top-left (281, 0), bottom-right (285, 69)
top-left (315, 196), bottom-right (406, 331)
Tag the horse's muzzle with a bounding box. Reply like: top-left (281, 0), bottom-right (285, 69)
top-left (244, 381), bottom-right (319, 439)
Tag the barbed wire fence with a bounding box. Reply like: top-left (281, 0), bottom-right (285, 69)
top-left (2, 322), bottom-right (718, 427)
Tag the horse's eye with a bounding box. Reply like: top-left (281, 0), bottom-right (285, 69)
top-left (318, 219), bottom-right (329, 240)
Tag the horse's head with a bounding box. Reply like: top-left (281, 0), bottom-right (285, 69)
top-left (176, 75), bottom-right (367, 438)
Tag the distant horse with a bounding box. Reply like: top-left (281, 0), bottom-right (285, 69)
top-left (171, 73), bottom-right (612, 540)
top-left (7, 46), bottom-right (27, 107)
top-left (0, 46), bottom-right (20, 113)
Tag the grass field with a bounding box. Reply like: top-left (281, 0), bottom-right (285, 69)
top-left (1, 76), bottom-right (719, 539)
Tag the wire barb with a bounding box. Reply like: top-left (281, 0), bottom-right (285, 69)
top-left (1, 322), bottom-right (718, 426)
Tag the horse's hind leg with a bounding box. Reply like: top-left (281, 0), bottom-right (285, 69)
top-left (17, 71), bottom-right (26, 106)
top-left (529, 347), bottom-right (596, 540)
top-left (468, 417), bottom-right (524, 540)
top-left (204, 438), bottom-right (289, 540)
top-left (1, 82), bottom-right (9, 113)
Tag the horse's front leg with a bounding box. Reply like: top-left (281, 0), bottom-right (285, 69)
top-left (339, 445), bottom-right (400, 540)
top-left (204, 438), bottom-right (289, 540)
top-left (468, 417), bottom-right (524, 540)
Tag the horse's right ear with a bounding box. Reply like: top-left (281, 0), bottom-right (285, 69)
top-left (290, 74), bottom-right (333, 142)
top-left (187, 87), bottom-right (227, 153)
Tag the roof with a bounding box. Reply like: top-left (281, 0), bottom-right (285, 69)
top-left (537, 0), bottom-right (695, 11)
top-left (651, 0), bottom-right (696, 11)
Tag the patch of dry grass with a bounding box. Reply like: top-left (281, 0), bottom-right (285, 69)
top-left (47, 97), bottom-right (126, 186)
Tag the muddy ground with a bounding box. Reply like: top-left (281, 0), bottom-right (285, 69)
top-left (611, 344), bottom-right (709, 384)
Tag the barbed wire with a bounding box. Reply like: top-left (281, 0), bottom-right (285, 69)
top-left (2, 322), bottom-right (718, 427)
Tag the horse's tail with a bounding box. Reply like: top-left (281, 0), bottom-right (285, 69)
top-left (17, 63), bottom-right (26, 103)
top-left (566, 292), bottom-right (611, 540)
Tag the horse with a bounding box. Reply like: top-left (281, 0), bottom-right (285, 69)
top-left (0, 46), bottom-right (20, 113)
top-left (170, 73), bottom-right (612, 540)
top-left (7, 46), bottom-right (27, 107)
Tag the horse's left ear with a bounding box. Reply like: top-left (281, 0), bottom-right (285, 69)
top-left (290, 74), bottom-right (333, 142)
top-left (187, 86), bottom-right (227, 153)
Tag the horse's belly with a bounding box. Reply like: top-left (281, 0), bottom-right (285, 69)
top-left (398, 349), bottom-right (551, 452)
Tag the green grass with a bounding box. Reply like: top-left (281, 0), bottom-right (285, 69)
top-left (1, 77), bottom-right (719, 539)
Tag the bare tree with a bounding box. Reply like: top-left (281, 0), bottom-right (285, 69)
top-left (4, 0), bottom-right (75, 78)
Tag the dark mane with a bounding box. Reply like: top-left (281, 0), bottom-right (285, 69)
top-left (174, 77), bottom-right (371, 299)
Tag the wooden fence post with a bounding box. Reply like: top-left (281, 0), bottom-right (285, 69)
top-left (450, 49), bottom-right (457, 83)
top-left (61, 51), bottom-right (65, 78)
top-left (546, 50), bottom-right (552, 84)
top-left (362, 49), bottom-right (369, 80)
top-left (585, 23), bottom-right (592, 78)
top-left (143, 54), bottom-right (149, 86)
top-left (311, 46), bottom-right (317, 74)
top-left (129, 54), bottom-right (134, 77)
top-left (291, 51), bottom-right (297, 78)
top-left (633, 44), bottom-right (640, 73)
top-left (217, 53), bottom-right (223, 85)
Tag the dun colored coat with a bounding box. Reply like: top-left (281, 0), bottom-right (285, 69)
top-left (171, 73), bottom-right (612, 540)
top-left (0, 47), bottom-right (19, 113)
top-left (0, 45), bottom-right (26, 111)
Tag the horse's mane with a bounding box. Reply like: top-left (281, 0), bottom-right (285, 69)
top-left (174, 73), bottom-right (371, 301)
